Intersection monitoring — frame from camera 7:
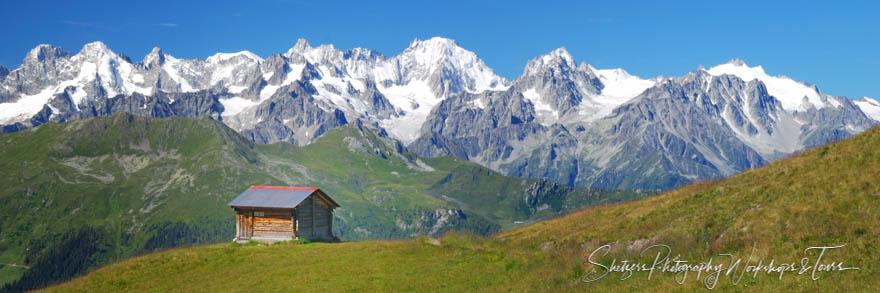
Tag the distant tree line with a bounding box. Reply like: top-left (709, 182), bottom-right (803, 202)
top-left (2, 227), bottom-right (112, 293)
top-left (1, 218), bottom-right (232, 293)
top-left (141, 219), bottom-right (233, 251)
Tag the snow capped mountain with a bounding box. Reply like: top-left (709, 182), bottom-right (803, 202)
top-left (700, 59), bottom-right (873, 157)
top-left (271, 36), bottom-right (510, 143)
top-left (515, 47), bottom-right (603, 125)
top-left (410, 52), bottom-right (874, 189)
top-left (855, 97), bottom-right (880, 121)
top-left (593, 68), bottom-right (656, 119)
top-left (74, 41), bottom-right (153, 97)
top-left (0, 38), bottom-right (876, 190)
top-left (0, 41), bottom-right (155, 124)
top-left (394, 37), bottom-right (508, 93)
top-left (595, 68), bottom-right (656, 103)
top-left (511, 47), bottom-right (658, 126)
top-left (376, 37), bottom-right (510, 136)
top-left (0, 37), bottom-right (512, 142)
top-left (706, 59), bottom-right (840, 111)
top-left (206, 51), bottom-right (263, 64)
top-left (522, 47), bottom-right (578, 76)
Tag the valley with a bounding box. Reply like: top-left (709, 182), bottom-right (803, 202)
top-left (42, 116), bottom-right (880, 292)
top-left (0, 114), bottom-right (639, 291)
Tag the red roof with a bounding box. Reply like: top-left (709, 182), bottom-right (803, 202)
top-left (248, 186), bottom-right (319, 191)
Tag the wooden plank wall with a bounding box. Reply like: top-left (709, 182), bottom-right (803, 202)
top-left (297, 198), bottom-right (314, 238)
top-left (236, 210), bottom-right (254, 239)
top-left (293, 195), bottom-right (333, 240)
top-left (313, 199), bottom-right (331, 239)
top-left (236, 208), bottom-right (295, 240)
top-left (253, 215), bottom-right (293, 238)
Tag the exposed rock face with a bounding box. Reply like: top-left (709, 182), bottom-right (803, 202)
top-left (0, 40), bottom-right (875, 190)
top-left (515, 47), bottom-right (603, 117)
top-left (237, 82), bottom-right (349, 144)
top-left (409, 59), bottom-right (874, 190)
top-left (411, 88), bottom-right (545, 164)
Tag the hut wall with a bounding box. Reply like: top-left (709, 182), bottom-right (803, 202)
top-left (294, 195), bottom-right (334, 240)
top-left (253, 209), bottom-right (293, 238)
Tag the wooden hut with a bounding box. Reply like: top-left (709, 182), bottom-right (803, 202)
top-left (228, 186), bottom-right (340, 243)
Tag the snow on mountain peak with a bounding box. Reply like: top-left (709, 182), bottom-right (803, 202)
top-left (303, 45), bottom-right (344, 64)
top-left (524, 47), bottom-right (577, 76)
top-left (281, 36), bottom-right (505, 95)
top-left (707, 59), bottom-right (828, 112)
top-left (376, 37), bottom-right (508, 143)
top-left (26, 44), bottom-right (52, 55)
top-left (79, 41), bottom-right (114, 57)
top-left (406, 37), bottom-right (460, 50)
top-left (286, 38), bottom-right (313, 56)
top-left (726, 58), bottom-right (748, 67)
top-left (596, 68), bottom-right (655, 97)
top-left (147, 47), bottom-right (165, 59)
top-left (402, 37), bottom-right (465, 65)
top-left (592, 67), bottom-right (656, 114)
top-left (24, 44), bottom-right (69, 63)
top-left (545, 47), bottom-right (575, 65)
top-left (1, 41), bottom-right (156, 124)
top-left (396, 36), bottom-right (508, 93)
top-left (294, 38), bottom-right (311, 48)
top-left (72, 41), bottom-right (144, 97)
top-left (202, 51), bottom-right (264, 90)
top-left (142, 47), bottom-right (166, 66)
top-left (206, 51), bottom-right (263, 64)
top-left (82, 41), bottom-right (109, 50)
top-left (597, 68), bottom-right (632, 81)
top-left (707, 59), bottom-right (769, 80)
top-left (408, 37), bottom-right (457, 49)
top-left (854, 96), bottom-right (880, 121)
top-left (344, 47), bottom-right (384, 61)
top-left (285, 39), bottom-right (356, 69)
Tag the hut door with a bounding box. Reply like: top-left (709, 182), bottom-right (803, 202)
top-left (238, 211), bottom-right (254, 239)
top-left (247, 211), bottom-right (254, 238)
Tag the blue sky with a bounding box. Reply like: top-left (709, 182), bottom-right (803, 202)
top-left (1, 0), bottom-right (877, 99)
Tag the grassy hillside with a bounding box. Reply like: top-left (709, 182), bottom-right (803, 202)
top-left (46, 125), bottom-right (880, 292)
top-left (0, 114), bottom-right (637, 291)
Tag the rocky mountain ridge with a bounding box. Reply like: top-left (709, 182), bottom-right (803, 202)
top-left (0, 38), bottom-right (876, 190)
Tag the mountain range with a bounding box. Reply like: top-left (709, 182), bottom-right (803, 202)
top-left (1, 37), bottom-right (877, 190)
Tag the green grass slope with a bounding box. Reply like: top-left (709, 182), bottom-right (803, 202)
top-left (46, 125), bottom-right (880, 292)
top-left (0, 114), bottom-right (635, 291)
